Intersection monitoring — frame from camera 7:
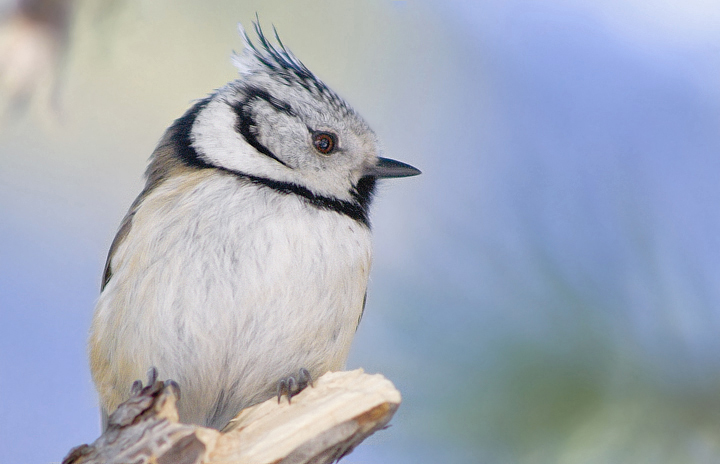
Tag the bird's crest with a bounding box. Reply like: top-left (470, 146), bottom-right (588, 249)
top-left (232, 19), bottom-right (349, 113)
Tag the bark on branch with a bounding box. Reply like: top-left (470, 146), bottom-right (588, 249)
top-left (63, 369), bottom-right (401, 464)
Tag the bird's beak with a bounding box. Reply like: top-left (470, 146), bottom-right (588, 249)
top-left (364, 157), bottom-right (422, 179)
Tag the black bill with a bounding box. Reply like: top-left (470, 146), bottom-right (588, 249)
top-left (365, 157), bottom-right (422, 179)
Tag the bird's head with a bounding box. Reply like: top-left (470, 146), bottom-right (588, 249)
top-left (157, 20), bottom-right (420, 223)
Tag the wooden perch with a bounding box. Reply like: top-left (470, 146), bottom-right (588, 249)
top-left (63, 369), bottom-right (401, 464)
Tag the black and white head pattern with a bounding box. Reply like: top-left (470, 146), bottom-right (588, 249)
top-left (166, 21), bottom-right (380, 226)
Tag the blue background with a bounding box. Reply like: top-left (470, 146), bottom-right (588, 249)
top-left (2, 0), bottom-right (720, 462)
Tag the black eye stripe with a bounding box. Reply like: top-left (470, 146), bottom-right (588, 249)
top-left (229, 87), bottom-right (296, 168)
top-left (243, 86), bottom-right (295, 117)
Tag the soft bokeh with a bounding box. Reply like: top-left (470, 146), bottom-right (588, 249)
top-left (2, 0), bottom-right (720, 462)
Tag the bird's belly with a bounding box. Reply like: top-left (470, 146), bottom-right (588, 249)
top-left (90, 178), bottom-right (372, 428)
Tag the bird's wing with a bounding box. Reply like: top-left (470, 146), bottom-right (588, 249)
top-left (101, 204), bottom-right (137, 291)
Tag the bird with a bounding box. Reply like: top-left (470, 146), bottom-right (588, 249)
top-left (88, 20), bottom-right (420, 431)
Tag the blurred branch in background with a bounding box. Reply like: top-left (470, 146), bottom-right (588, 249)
top-left (0, 0), bottom-right (125, 120)
top-left (0, 0), bottom-right (73, 116)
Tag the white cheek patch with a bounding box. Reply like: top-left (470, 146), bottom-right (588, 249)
top-left (191, 98), bottom-right (296, 183)
top-left (189, 94), bottom-right (363, 203)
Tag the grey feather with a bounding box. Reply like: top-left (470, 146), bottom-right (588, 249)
top-left (101, 118), bottom-right (200, 290)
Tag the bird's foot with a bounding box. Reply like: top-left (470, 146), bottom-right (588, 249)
top-left (106, 367), bottom-right (181, 429)
top-left (276, 367), bottom-right (313, 404)
top-left (129, 367), bottom-right (181, 402)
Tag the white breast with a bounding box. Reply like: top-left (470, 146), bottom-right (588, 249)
top-left (89, 169), bottom-right (372, 428)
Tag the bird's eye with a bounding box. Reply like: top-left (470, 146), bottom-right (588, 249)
top-left (312, 131), bottom-right (337, 155)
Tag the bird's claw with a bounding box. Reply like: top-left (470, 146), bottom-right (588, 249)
top-left (276, 367), bottom-right (313, 404)
top-left (128, 367), bottom-right (180, 401)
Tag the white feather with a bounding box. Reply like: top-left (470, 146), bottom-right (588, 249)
top-left (231, 22), bottom-right (258, 76)
top-left (91, 170), bottom-right (372, 428)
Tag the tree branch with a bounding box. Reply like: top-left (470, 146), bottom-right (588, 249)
top-left (63, 369), bottom-right (401, 464)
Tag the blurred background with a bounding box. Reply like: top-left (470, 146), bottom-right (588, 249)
top-left (2, 0), bottom-right (720, 462)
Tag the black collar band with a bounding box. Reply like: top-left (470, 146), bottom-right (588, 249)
top-left (218, 167), bottom-right (373, 228)
top-left (169, 97), bottom-right (375, 227)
